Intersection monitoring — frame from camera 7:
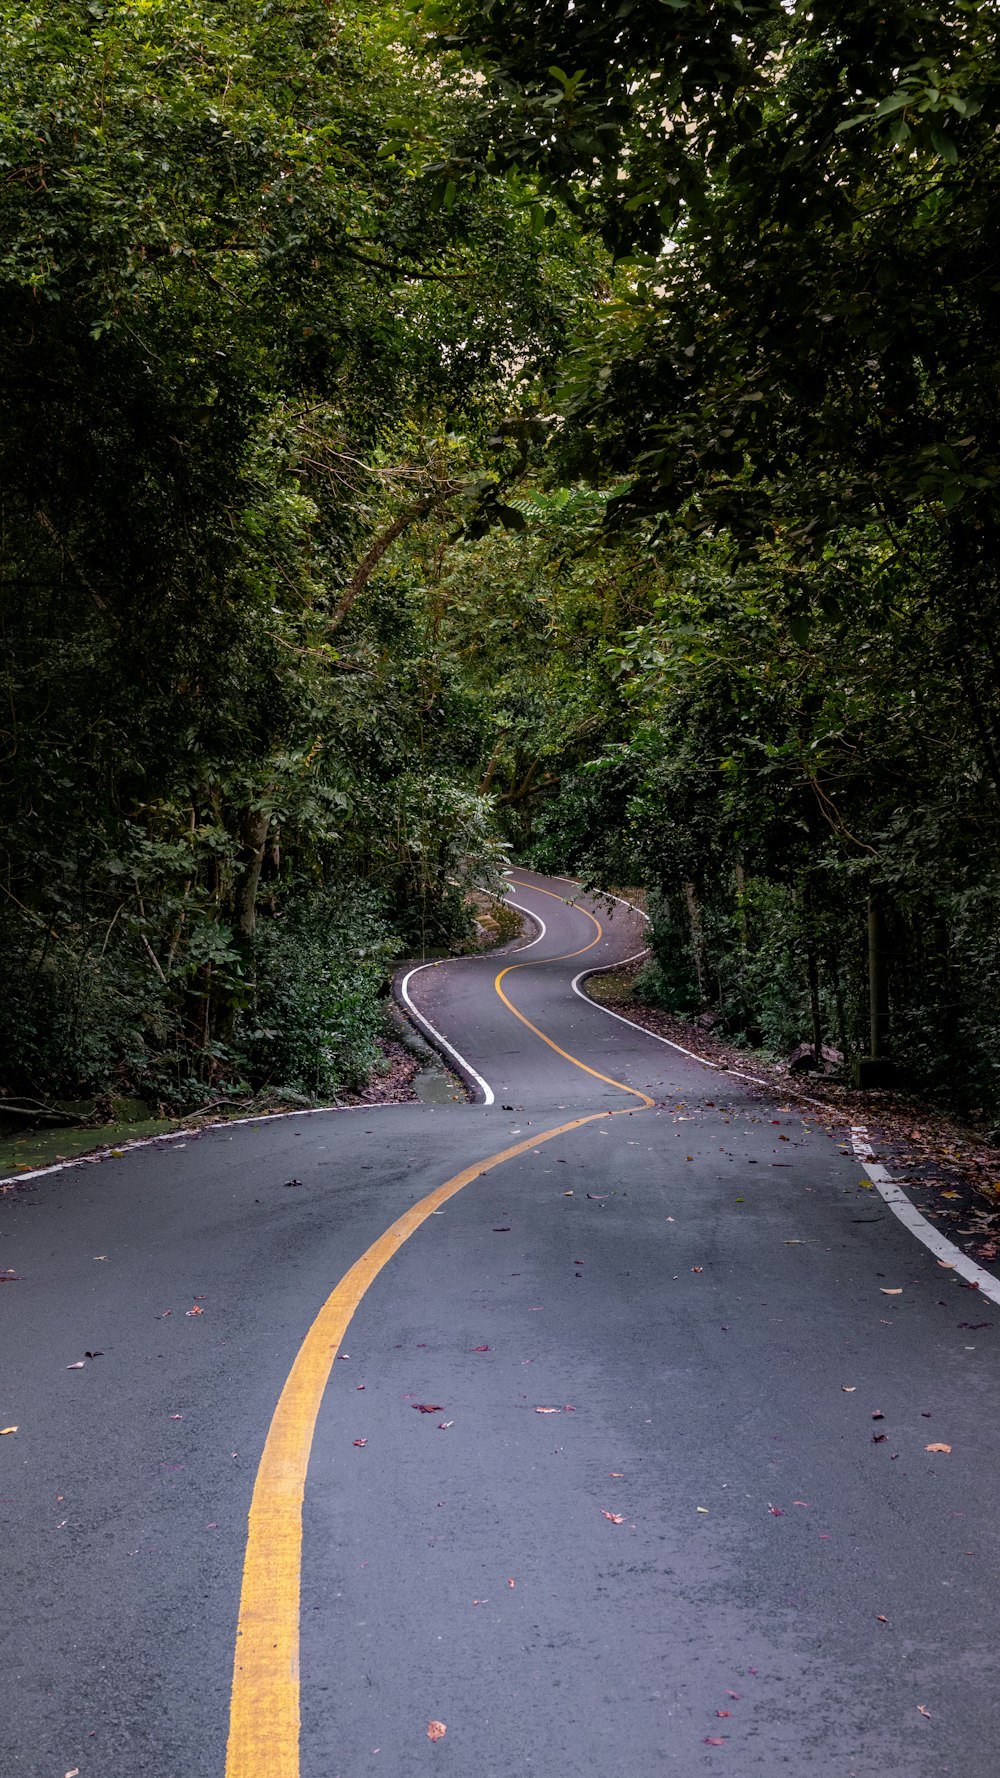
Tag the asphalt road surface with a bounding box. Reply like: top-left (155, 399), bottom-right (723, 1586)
top-left (3, 870), bottom-right (999, 1778)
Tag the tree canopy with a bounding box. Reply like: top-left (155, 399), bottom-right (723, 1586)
top-left (3, 0), bottom-right (1000, 1123)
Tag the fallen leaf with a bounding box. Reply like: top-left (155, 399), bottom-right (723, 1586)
top-left (438, 1421), bottom-right (454, 1429)
top-left (608, 1471), bottom-right (624, 1477)
top-left (66, 1361), bottom-right (85, 1369)
top-left (704, 1737), bottom-right (727, 1745)
top-left (492, 1227), bottom-right (511, 1233)
top-left (917, 1705), bottom-right (932, 1719)
top-left (768, 1505), bottom-right (785, 1516)
top-left (696, 1506), bottom-right (709, 1513)
top-left (880, 1288), bottom-right (903, 1295)
top-left (872, 1410), bottom-right (884, 1420)
top-left (925, 1443), bottom-right (952, 1453)
top-left (876, 1614), bottom-right (888, 1623)
top-left (412, 1404), bottom-right (443, 1414)
top-left (65, 1769), bottom-right (80, 1777)
top-left (282, 1178), bottom-right (301, 1188)
top-left (471, 1346), bottom-right (490, 1352)
top-left (716, 1710), bottom-right (732, 1717)
top-left (872, 1433), bottom-right (888, 1443)
top-left (0, 1426), bottom-right (17, 1435)
top-left (84, 1351), bottom-right (103, 1359)
top-left (507, 1577), bottom-right (515, 1587)
top-left (186, 1305), bottom-right (203, 1316)
top-left (726, 1691), bottom-right (741, 1699)
top-left (535, 1407), bottom-right (561, 1414)
top-left (427, 1720), bottom-right (447, 1742)
top-left (353, 1438), bottom-right (367, 1448)
top-left (792, 1500), bottom-right (810, 1507)
top-left (602, 1510), bottom-right (626, 1524)
top-left (691, 1266), bottom-right (704, 1274)
top-left (841, 1385), bottom-right (856, 1393)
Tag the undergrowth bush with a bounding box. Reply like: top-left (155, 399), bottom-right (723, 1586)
top-left (236, 885), bottom-right (392, 1098)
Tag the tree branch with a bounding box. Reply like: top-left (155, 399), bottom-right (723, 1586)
top-left (329, 497), bottom-right (437, 633)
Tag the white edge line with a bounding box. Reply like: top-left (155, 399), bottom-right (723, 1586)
top-left (2, 896), bottom-right (540, 1185)
top-left (577, 963), bottom-right (1000, 1296)
top-left (566, 884), bottom-right (783, 1095)
top-left (850, 1125), bottom-right (1000, 1306)
top-left (0, 1101), bottom-right (415, 1187)
top-left (8, 906), bottom-right (544, 1183)
top-left (502, 900), bottom-right (547, 952)
top-left (572, 963), bottom-right (777, 1091)
top-left (513, 877), bottom-right (1000, 1299)
top-left (570, 885), bottom-right (834, 1107)
top-left (399, 962), bottom-right (495, 1105)
top-left (393, 899), bottom-right (546, 1105)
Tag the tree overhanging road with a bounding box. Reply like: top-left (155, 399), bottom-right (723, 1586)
top-left (2, 870), bottom-right (999, 1777)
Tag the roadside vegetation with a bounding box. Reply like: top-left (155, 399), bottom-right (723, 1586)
top-left (3, 2), bottom-right (999, 1128)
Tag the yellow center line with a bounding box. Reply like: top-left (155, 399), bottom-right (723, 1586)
top-left (227, 878), bottom-right (653, 1776)
top-left (226, 1112), bottom-right (608, 1777)
top-left (499, 879), bottom-right (654, 1110)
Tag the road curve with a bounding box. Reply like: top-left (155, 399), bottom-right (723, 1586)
top-left (2, 870), bottom-right (1000, 1777)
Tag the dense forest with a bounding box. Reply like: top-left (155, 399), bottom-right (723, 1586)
top-left (2, 0), bottom-right (998, 1121)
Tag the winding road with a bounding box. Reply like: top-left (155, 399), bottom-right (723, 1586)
top-left (3, 870), bottom-right (999, 1777)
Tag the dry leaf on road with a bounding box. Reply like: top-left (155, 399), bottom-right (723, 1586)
top-left (602, 1509), bottom-right (626, 1524)
top-left (0, 1426), bottom-right (17, 1435)
top-left (412, 1404), bottom-right (443, 1414)
top-left (880, 1288), bottom-right (903, 1296)
top-left (427, 1720), bottom-right (447, 1741)
top-left (925, 1443), bottom-right (952, 1453)
top-left (917, 1705), bottom-right (932, 1719)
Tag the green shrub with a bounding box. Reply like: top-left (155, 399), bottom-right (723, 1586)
top-left (237, 884), bottom-right (392, 1098)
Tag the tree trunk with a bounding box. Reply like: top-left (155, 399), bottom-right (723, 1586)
top-left (329, 498), bottom-right (434, 634)
top-left (734, 858), bottom-right (750, 957)
top-left (806, 942), bottom-right (822, 1065)
top-left (868, 896), bottom-right (890, 1057)
top-left (683, 880), bottom-right (707, 1003)
top-left (233, 807), bottom-right (271, 941)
